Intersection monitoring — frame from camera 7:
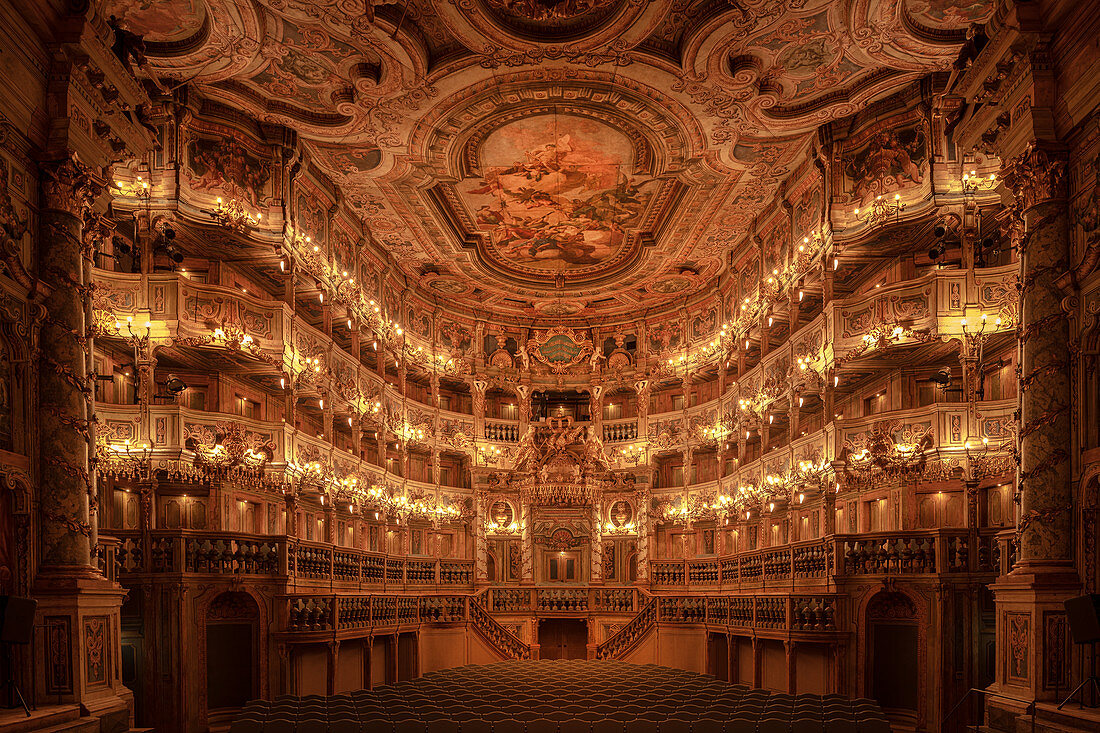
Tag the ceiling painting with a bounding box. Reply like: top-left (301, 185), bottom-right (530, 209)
top-left (458, 115), bottom-right (657, 280)
top-left (117, 0), bottom-right (988, 321)
top-left (903, 0), bottom-right (993, 29)
top-left (104, 0), bottom-right (207, 44)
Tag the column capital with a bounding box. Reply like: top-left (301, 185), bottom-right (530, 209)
top-left (41, 154), bottom-right (104, 217)
top-left (1000, 142), bottom-right (1068, 212)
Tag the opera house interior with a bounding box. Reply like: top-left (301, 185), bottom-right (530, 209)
top-left (2, 0), bottom-right (1100, 731)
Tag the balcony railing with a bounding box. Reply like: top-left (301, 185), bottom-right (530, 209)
top-left (469, 598), bottom-right (531, 660)
top-left (597, 592), bottom-right (843, 660)
top-left (92, 268), bottom-right (1020, 493)
top-left (483, 587), bottom-right (638, 614)
top-left (484, 422), bottom-right (520, 442)
top-left (649, 529), bottom-right (1001, 590)
top-left (280, 593), bottom-right (469, 634)
top-left (603, 420), bottom-right (639, 443)
top-left (655, 595), bottom-right (841, 632)
top-left (111, 530), bottom-right (474, 590)
top-left (596, 598), bottom-right (657, 660)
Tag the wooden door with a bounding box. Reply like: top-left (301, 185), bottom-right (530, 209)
top-left (538, 619), bottom-right (588, 660)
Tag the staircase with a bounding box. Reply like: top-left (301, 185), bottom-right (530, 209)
top-left (595, 597), bottom-right (657, 660)
top-left (468, 597), bottom-right (531, 659)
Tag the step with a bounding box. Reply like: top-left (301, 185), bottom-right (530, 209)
top-left (32, 718), bottom-right (100, 733)
top-left (0, 705), bottom-right (82, 733)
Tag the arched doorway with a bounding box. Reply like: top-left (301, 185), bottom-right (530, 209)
top-left (206, 592), bottom-right (259, 715)
top-left (867, 591), bottom-right (919, 717)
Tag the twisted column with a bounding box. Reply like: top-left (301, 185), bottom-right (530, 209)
top-left (1002, 143), bottom-right (1073, 566)
top-left (37, 156), bottom-right (101, 570)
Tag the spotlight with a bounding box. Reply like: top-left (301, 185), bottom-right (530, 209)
top-left (165, 375), bottom-right (187, 396)
top-left (933, 224), bottom-right (947, 238)
top-left (930, 368), bottom-right (952, 388)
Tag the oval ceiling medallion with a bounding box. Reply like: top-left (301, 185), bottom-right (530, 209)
top-left (646, 275), bottom-right (695, 295)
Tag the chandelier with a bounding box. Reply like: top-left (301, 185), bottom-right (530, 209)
top-left (962, 170), bottom-right (997, 195)
top-left (94, 438), bottom-right (152, 480)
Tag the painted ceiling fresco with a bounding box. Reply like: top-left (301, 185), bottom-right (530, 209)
top-left (458, 115), bottom-right (656, 281)
top-left (121, 0), bottom-right (994, 318)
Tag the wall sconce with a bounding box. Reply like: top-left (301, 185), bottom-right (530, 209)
top-left (962, 170), bottom-right (996, 195)
top-left (207, 197), bottom-right (261, 233)
top-left (854, 194), bottom-right (905, 226)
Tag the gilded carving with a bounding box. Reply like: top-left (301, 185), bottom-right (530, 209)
top-left (1002, 143), bottom-right (1068, 211)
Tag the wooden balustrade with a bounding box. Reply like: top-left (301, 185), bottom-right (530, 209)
top-left (484, 587), bottom-right (638, 614)
top-left (647, 529), bottom-right (1001, 591)
top-left (597, 592), bottom-right (842, 661)
top-left (280, 593), bottom-right (471, 633)
top-left (109, 529), bottom-right (474, 590)
top-left (96, 535), bottom-right (120, 583)
top-left (603, 420), bottom-right (639, 443)
top-left (484, 422), bottom-right (520, 442)
top-left (596, 598), bottom-right (657, 660)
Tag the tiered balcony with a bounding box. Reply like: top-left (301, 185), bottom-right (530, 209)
top-left (91, 263), bottom-right (1018, 483)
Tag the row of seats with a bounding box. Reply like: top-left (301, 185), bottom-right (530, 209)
top-left (231, 661), bottom-right (892, 733)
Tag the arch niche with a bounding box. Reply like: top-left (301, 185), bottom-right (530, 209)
top-left (204, 591), bottom-right (261, 716)
top-left (864, 590), bottom-right (922, 723)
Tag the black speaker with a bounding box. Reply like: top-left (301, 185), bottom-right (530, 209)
top-left (1065, 594), bottom-right (1100, 645)
top-left (0, 597), bottom-right (36, 645)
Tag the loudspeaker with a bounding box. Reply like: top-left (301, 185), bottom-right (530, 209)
top-left (0, 597), bottom-right (36, 645)
top-left (1065, 594), bottom-right (1100, 645)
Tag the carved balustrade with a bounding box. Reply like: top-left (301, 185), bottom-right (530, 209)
top-left (96, 535), bottom-right (120, 583)
top-left (280, 593), bottom-right (471, 634)
top-left (537, 588), bottom-right (590, 613)
top-left (603, 420), bottom-right (639, 443)
top-left (648, 529), bottom-right (1001, 591)
top-left (469, 599), bottom-right (531, 659)
top-left (483, 587), bottom-right (638, 614)
top-left (484, 422), bottom-right (520, 442)
top-left (596, 598), bottom-right (657, 660)
top-left (636, 594), bottom-right (841, 635)
top-left (651, 538), bottom-right (832, 590)
top-left (110, 530), bottom-right (475, 590)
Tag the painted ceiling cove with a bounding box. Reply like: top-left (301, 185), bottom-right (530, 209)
top-left (108, 0), bottom-right (993, 317)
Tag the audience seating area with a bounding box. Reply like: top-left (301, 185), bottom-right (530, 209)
top-left (230, 661), bottom-right (892, 732)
